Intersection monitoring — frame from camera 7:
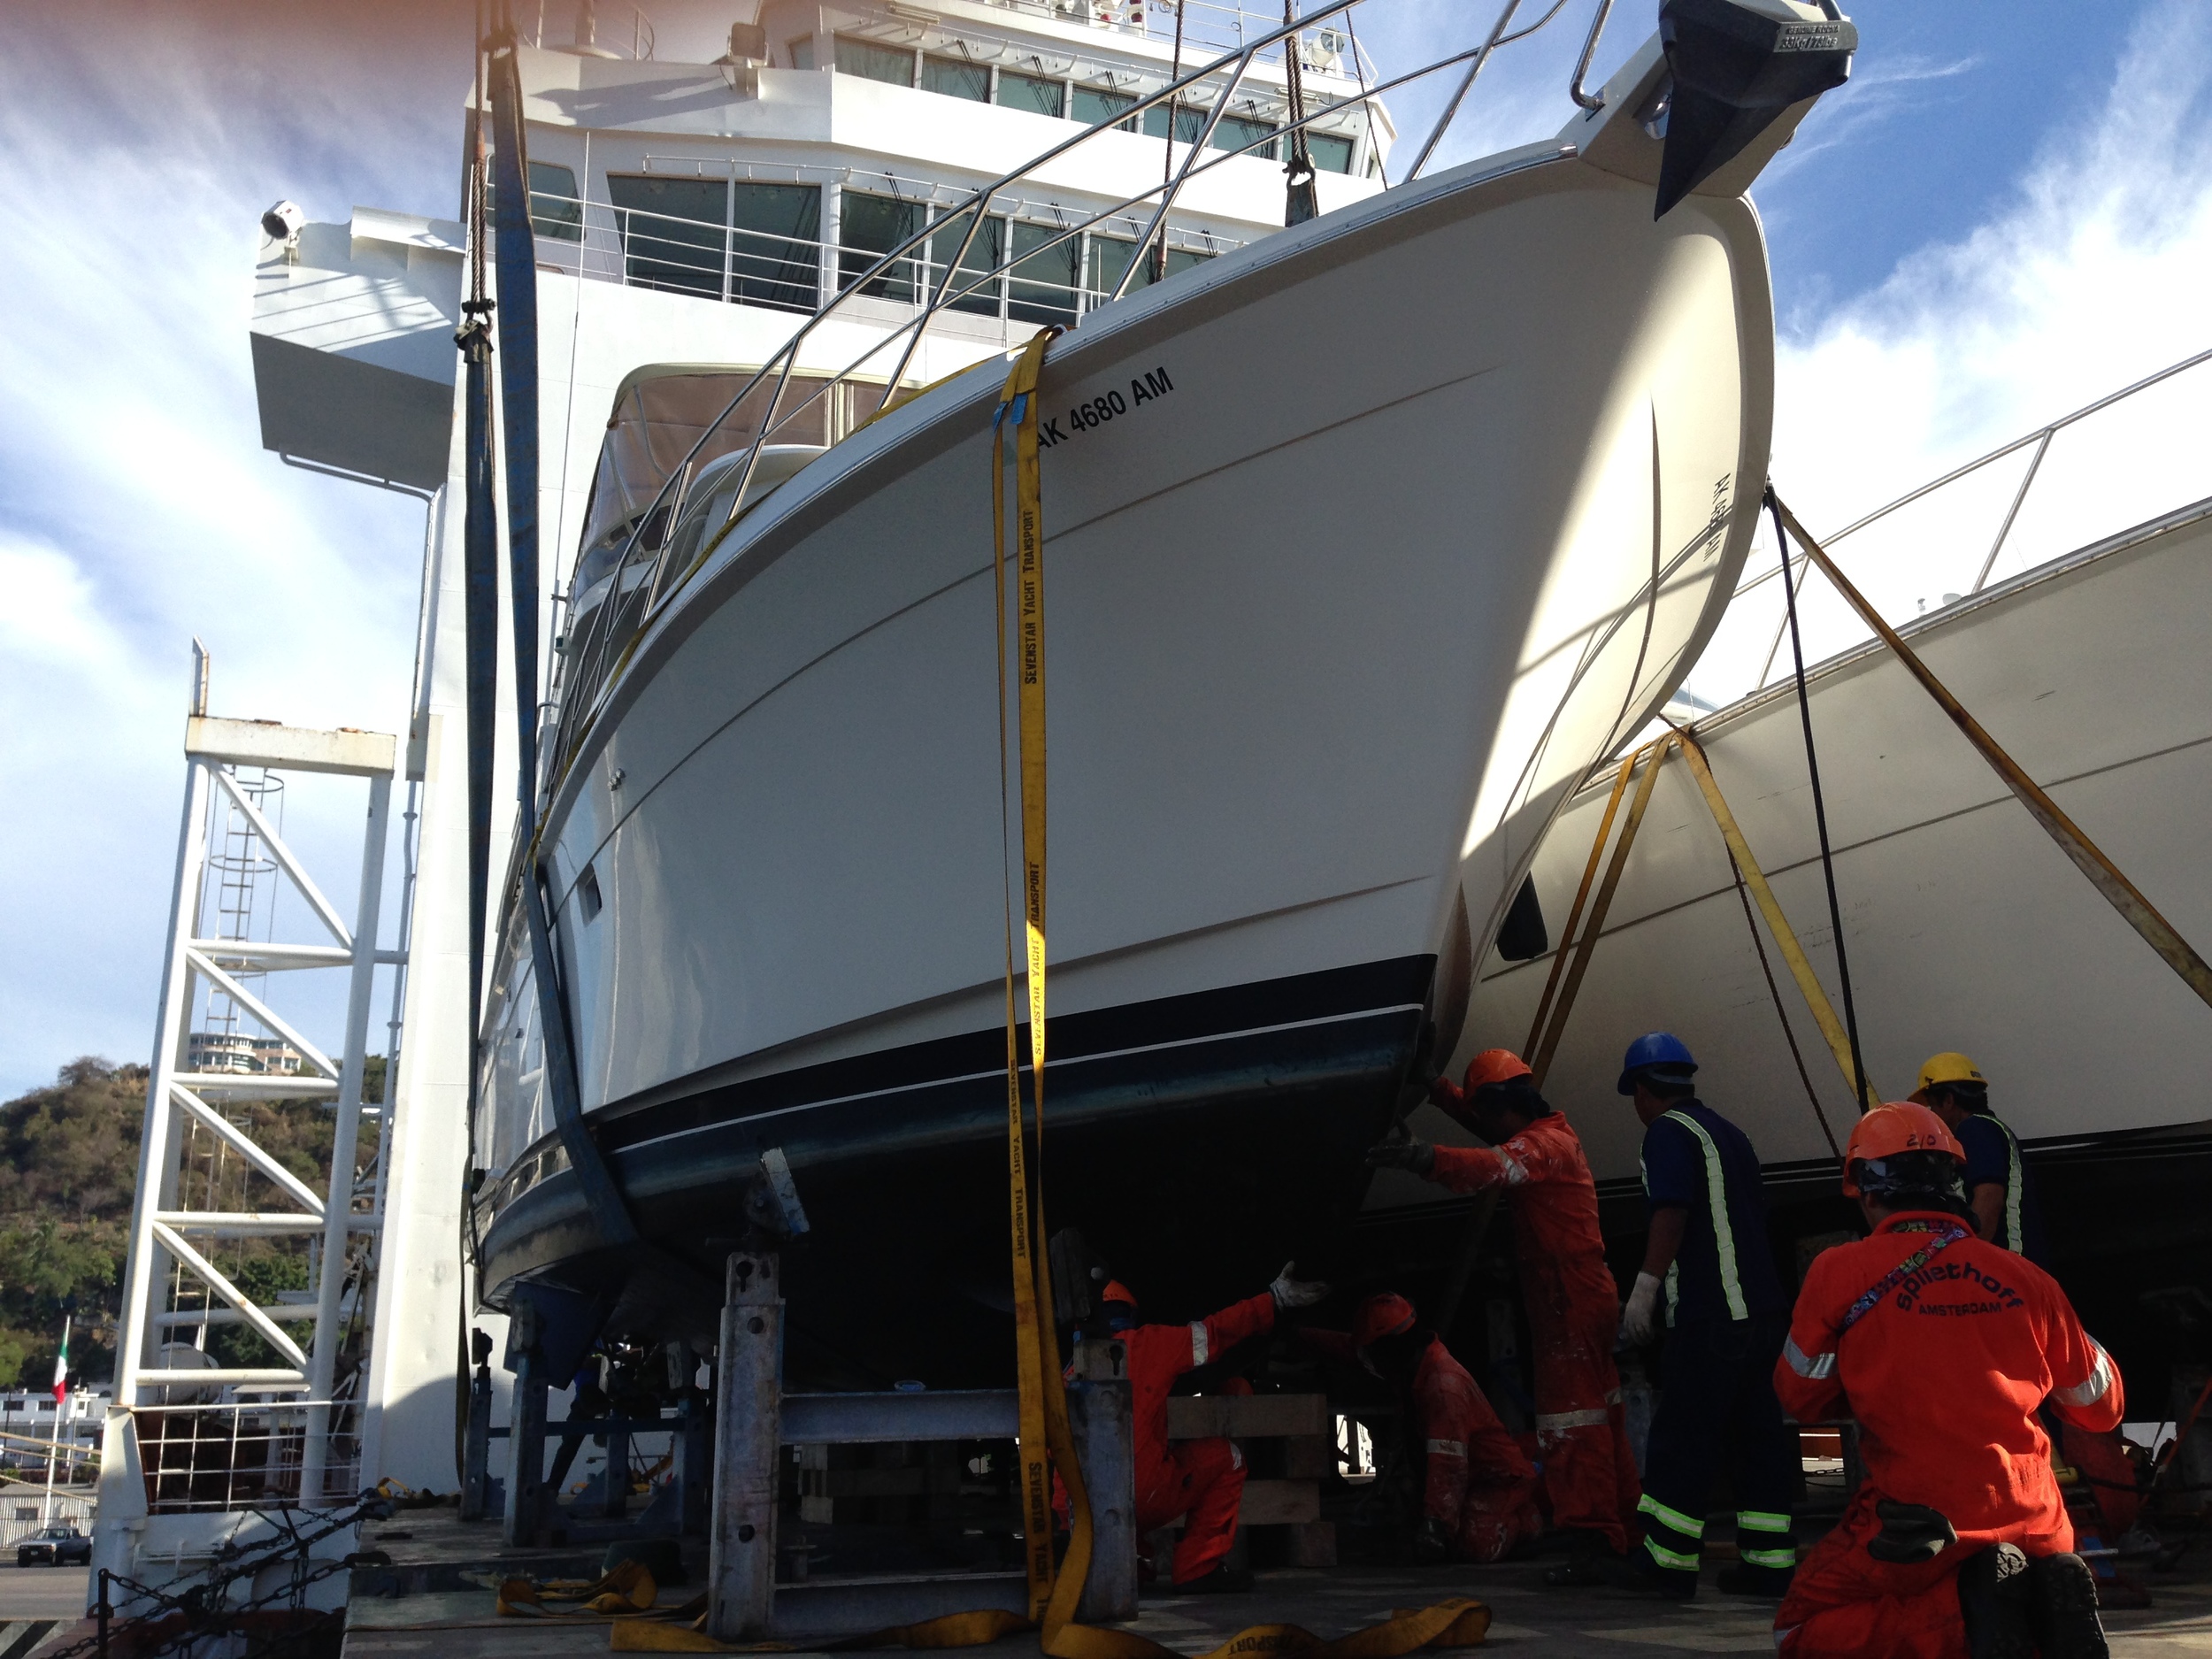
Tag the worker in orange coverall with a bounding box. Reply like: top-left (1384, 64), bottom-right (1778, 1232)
top-left (1366, 1048), bottom-right (1639, 1584)
top-left (1102, 1263), bottom-right (1328, 1594)
top-left (1774, 1102), bottom-right (2117, 1659)
top-left (1305, 1291), bottom-right (1543, 1563)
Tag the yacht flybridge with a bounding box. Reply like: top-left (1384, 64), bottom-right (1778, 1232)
top-left (454, 0), bottom-right (1859, 1382)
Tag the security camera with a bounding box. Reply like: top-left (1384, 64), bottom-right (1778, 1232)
top-left (261, 200), bottom-right (304, 242)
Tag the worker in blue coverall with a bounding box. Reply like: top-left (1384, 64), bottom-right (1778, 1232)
top-left (1910, 1052), bottom-right (2047, 1265)
top-left (1611, 1033), bottom-right (1801, 1599)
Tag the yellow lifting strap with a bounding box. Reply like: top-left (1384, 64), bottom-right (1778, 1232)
top-left (1527, 736), bottom-right (1675, 1085)
top-left (991, 327), bottom-right (1084, 1630)
top-left (1521, 749), bottom-right (1640, 1061)
top-left (1672, 728), bottom-right (1879, 1109)
top-left (1770, 495), bottom-right (2212, 1016)
top-left (975, 333), bottom-right (1494, 1659)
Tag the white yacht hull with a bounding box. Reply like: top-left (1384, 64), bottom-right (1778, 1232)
top-left (475, 134), bottom-right (1778, 1369)
top-left (1436, 500), bottom-right (2212, 1213)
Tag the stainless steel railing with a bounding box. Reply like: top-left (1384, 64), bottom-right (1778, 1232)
top-left (1719, 344), bottom-right (2212, 697)
top-left (542, 0), bottom-right (1587, 797)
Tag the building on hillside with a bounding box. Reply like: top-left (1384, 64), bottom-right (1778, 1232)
top-left (185, 1033), bottom-right (306, 1075)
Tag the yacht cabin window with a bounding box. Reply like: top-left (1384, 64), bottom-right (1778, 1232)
top-left (788, 35), bottom-right (814, 70)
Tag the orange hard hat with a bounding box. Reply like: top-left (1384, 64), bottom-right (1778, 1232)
top-left (1353, 1292), bottom-right (1417, 1349)
top-left (1100, 1279), bottom-right (1137, 1307)
top-left (1463, 1048), bottom-right (1533, 1093)
top-left (1841, 1102), bottom-right (1965, 1196)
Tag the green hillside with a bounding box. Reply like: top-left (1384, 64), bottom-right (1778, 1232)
top-left (0, 1057), bottom-right (374, 1390)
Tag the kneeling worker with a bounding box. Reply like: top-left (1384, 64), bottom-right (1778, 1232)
top-left (1366, 1048), bottom-right (1639, 1581)
top-left (1306, 1292), bottom-right (1543, 1563)
top-left (1102, 1263), bottom-right (1329, 1594)
top-left (1774, 1102), bottom-right (2116, 1659)
top-left (1614, 1033), bottom-right (1799, 1600)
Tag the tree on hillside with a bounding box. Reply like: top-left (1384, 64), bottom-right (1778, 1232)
top-left (0, 1057), bottom-right (374, 1392)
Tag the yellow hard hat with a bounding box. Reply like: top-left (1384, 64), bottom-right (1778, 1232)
top-left (1916, 1052), bottom-right (1985, 1092)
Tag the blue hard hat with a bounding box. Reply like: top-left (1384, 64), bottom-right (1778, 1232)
top-left (1617, 1031), bottom-right (1697, 1095)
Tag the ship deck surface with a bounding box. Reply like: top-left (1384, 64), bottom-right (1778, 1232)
top-left (323, 1510), bottom-right (2212, 1655)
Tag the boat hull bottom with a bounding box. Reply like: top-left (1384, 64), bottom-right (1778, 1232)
top-left (479, 959), bottom-right (1434, 1386)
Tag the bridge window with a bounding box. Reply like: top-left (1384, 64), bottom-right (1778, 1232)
top-left (1010, 221), bottom-right (1080, 325)
top-left (839, 193), bottom-right (925, 302)
top-left (997, 71), bottom-right (1065, 119)
top-left (606, 176), bottom-right (821, 311)
top-left (1141, 102), bottom-right (1208, 143)
top-left (528, 161), bottom-right (582, 242)
top-left (923, 54), bottom-right (990, 101)
top-left (1073, 86), bottom-right (1137, 129)
top-left (1214, 115), bottom-right (1277, 160)
top-left (1086, 234), bottom-right (1210, 301)
top-left (834, 36), bottom-right (915, 87)
top-left (1309, 131), bottom-right (1355, 173)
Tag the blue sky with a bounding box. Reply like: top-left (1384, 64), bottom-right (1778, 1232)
top-left (2, 0), bottom-right (2207, 1099)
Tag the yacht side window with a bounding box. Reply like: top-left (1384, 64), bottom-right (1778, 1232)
top-left (788, 36), bottom-right (814, 71)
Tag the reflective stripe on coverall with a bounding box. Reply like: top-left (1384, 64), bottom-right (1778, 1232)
top-left (1412, 1336), bottom-right (1544, 1562)
top-left (1772, 1212), bottom-right (2124, 1658)
top-left (1637, 1107), bottom-right (1798, 1578)
top-left (1118, 1292), bottom-right (1276, 1584)
top-left (1431, 1112), bottom-right (1640, 1551)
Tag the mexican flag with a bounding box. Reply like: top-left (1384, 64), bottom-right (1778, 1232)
top-left (50, 1317), bottom-right (68, 1406)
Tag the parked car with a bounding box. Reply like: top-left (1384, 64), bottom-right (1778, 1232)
top-left (17, 1525), bottom-right (89, 1566)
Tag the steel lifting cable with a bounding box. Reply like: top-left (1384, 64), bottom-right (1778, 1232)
top-left (1766, 487), bottom-right (1874, 1111)
top-left (1770, 492), bottom-right (2212, 1016)
top-left (1282, 0), bottom-right (1319, 225)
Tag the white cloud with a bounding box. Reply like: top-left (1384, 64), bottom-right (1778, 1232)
top-left (0, 15), bottom-right (449, 1097)
top-left (1683, 0), bottom-right (2212, 703)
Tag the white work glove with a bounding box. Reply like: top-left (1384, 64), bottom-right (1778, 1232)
top-left (1620, 1271), bottom-right (1664, 1348)
top-left (1270, 1261), bottom-right (1329, 1311)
